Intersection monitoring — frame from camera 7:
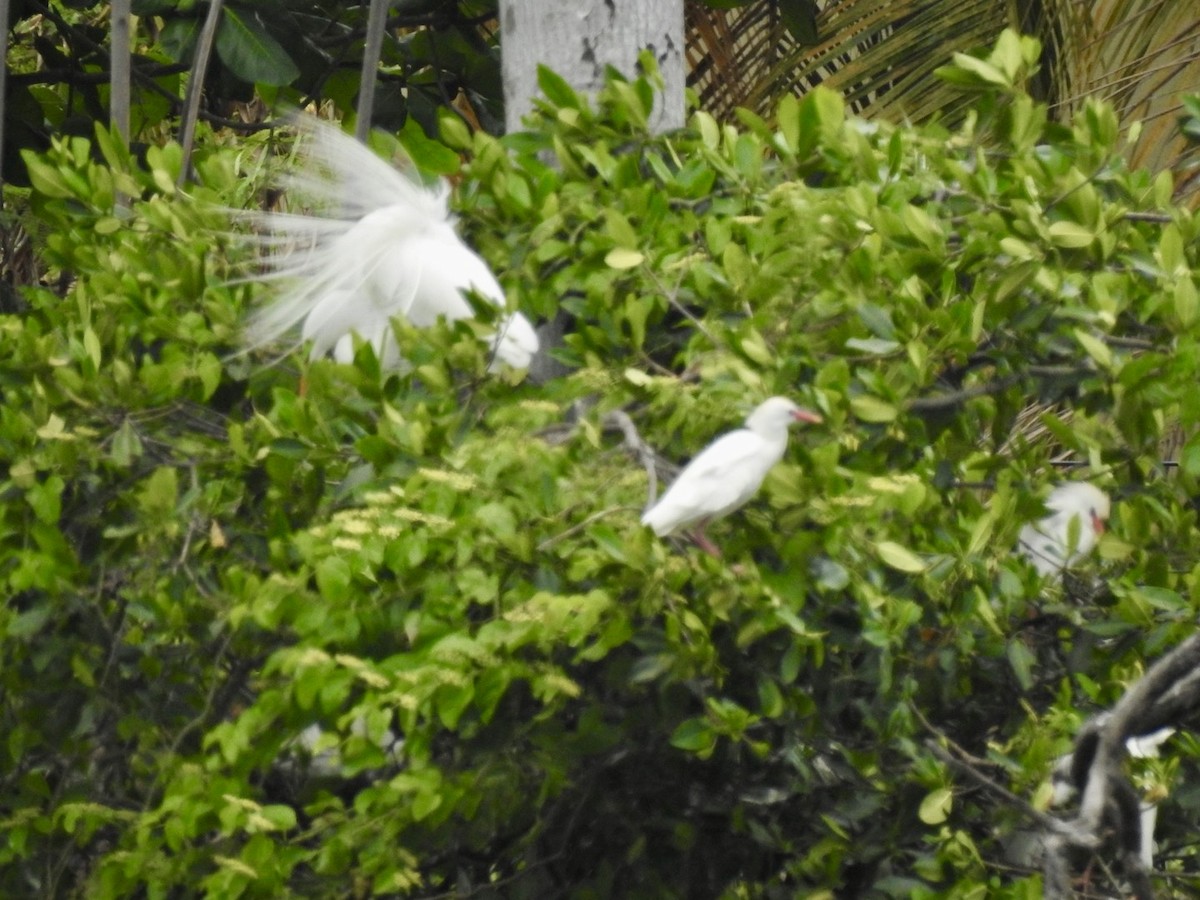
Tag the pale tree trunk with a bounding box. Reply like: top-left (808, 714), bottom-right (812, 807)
top-left (0, 0), bottom-right (9, 196)
top-left (499, 0), bottom-right (684, 381)
top-left (110, 0), bottom-right (131, 141)
top-left (499, 0), bottom-right (685, 135)
top-left (177, 0), bottom-right (223, 187)
top-left (354, 0), bottom-right (390, 141)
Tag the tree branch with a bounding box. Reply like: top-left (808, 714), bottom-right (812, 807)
top-left (909, 366), bottom-right (1096, 413)
top-left (603, 410), bottom-right (664, 507)
top-left (1041, 633), bottom-right (1200, 899)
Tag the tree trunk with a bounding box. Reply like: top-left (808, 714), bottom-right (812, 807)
top-left (499, 0), bottom-right (684, 382)
top-left (499, 0), bottom-right (685, 135)
top-left (110, 0), bottom-right (131, 141)
top-left (0, 0), bottom-right (9, 196)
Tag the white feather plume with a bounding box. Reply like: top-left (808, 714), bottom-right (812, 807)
top-left (239, 116), bottom-right (538, 371)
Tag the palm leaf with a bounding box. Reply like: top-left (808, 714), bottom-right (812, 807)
top-left (685, 0), bottom-right (1200, 201)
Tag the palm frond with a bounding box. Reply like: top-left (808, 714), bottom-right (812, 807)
top-left (684, 0), bottom-right (1200, 201)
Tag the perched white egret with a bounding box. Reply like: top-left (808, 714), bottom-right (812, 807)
top-left (241, 116), bottom-right (538, 371)
top-left (1017, 482), bottom-right (1110, 576)
top-left (641, 397), bottom-right (822, 556)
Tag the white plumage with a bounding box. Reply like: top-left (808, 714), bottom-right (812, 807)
top-left (241, 116), bottom-right (538, 371)
top-left (1017, 481), bottom-right (1110, 576)
top-left (642, 396), bottom-right (822, 556)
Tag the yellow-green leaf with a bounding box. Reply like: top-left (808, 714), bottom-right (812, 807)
top-left (875, 540), bottom-right (927, 573)
top-left (1073, 329), bottom-right (1112, 369)
top-left (850, 396), bottom-right (898, 423)
top-left (1047, 221), bottom-right (1095, 248)
top-left (918, 787), bottom-right (953, 825)
top-left (605, 248), bottom-right (644, 270)
top-left (1174, 278), bottom-right (1198, 328)
top-left (950, 53), bottom-right (1009, 86)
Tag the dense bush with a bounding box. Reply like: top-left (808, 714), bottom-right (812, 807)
top-left (3, 31), bottom-right (1199, 898)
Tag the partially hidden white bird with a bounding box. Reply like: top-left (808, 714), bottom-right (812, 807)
top-left (1016, 481), bottom-right (1111, 576)
top-left (641, 396), bottom-right (823, 556)
top-left (241, 116), bottom-right (538, 371)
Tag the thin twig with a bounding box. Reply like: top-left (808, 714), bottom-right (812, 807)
top-left (643, 267), bottom-right (721, 348)
top-left (177, 0), bottom-right (224, 186)
top-left (536, 505), bottom-right (637, 551)
top-left (914, 704), bottom-right (1063, 831)
top-left (603, 410), bottom-right (662, 507)
top-left (910, 364), bottom-right (1099, 413)
top-left (908, 375), bottom-right (1022, 412)
top-left (1040, 634), bottom-right (1200, 899)
top-left (925, 739), bottom-right (1064, 832)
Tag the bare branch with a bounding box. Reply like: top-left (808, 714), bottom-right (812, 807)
top-left (908, 375), bottom-right (1022, 412)
top-left (1041, 633), bottom-right (1200, 899)
top-left (603, 410), bottom-right (663, 508)
top-left (536, 505), bottom-right (637, 551)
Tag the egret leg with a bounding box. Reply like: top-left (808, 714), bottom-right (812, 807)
top-left (689, 521), bottom-right (722, 558)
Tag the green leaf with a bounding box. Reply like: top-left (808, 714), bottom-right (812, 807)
top-left (918, 787), bottom-right (953, 825)
top-left (26, 476), bottom-right (64, 524)
top-left (1158, 225), bottom-right (1184, 274)
top-left (395, 118), bottom-right (461, 176)
top-left (875, 541), bottom-right (927, 573)
top-left (779, 0), bottom-right (818, 45)
top-left (776, 93), bottom-right (800, 154)
top-left (949, 53), bottom-right (1010, 87)
top-left (1073, 329), bottom-right (1112, 369)
top-left (1129, 586), bottom-right (1186, 612)
top-left (475, 502), bottom-right (517, 542)
top-left (1174, 278), bottom-right (1198, 327)
top-left (438, 113), bottom-right (472, 151)
top-left (22, 154), bottom-right (75, 199)
top-left (537, 65), bottom-right (581, 110)
top-left (109, 420), bottom-right (144, 467)
top-left (694, 110), bottom-right (720, 150)
top-left (158, 16), bottom-right (198, 62)
top-left (436, 683), bottom-right (475, 730)
top-left (1006, 639), bottom-right (1036, 691)
top-left (8, 604), bottom-right (53, 639)
top-left (757, 678), bottom-right (784, 718)
top-left (137, 467), bottom-right (178, 518)
top-left (1047, 221), bottom-right (1095, 248)
top-left (215, 8), bottom-right (300, 86)
top-left (990, 28), bottom-right (1026, 81)
top-left (258, 804), bottom-right (297, 832)
top-left (315, 556), bottom-right (352, 601)
top-left (850, 396), bottom-right (898, 423)
top-left (605, 248), bottom-right (644, 269)
top-left (845, 337), bottom-right (900, 356)
top-left (670, 718), bottom-right (717, 756)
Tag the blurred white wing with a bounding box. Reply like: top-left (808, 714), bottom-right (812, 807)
top-left (239, 116), bottom-right (537, 370)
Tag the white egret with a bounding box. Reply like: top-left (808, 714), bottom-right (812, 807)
top-left (241, 116), bottom-right (538, 371)
top-left (642, 397), bottom-right (822, 556)
top-left (1017, 482), bottom-right (1110, 576)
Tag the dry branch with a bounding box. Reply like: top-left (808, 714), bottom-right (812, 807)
top-left (1040, 633), bottom-right (1200, 899)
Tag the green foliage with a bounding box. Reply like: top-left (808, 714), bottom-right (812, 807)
top-left (2, 0), bottom-right (502, 185)
top-left (4, 31), bottom-right (1200, 898)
